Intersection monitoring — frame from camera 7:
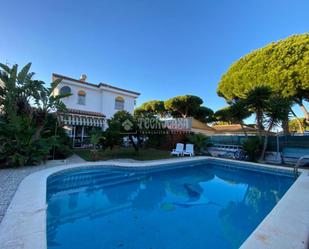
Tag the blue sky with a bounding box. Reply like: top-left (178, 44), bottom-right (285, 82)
top-left (1, 0), bottom-right (308, 118)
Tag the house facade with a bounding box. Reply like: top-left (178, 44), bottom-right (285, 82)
top-left (52, 73), bottom-right (140, 146)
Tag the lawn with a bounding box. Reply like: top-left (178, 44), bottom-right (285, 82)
top-left (74, 147), bottom-right (173, 161)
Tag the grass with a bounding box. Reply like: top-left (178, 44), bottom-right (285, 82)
top-left (74, 147), bottom-right (173, 161)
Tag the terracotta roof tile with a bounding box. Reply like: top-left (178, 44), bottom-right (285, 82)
top-left (65, 108), bottom-right (105, 117)
top-left (212, 124), bottom-right (257, 132)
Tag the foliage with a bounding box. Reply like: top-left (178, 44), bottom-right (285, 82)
top-left (186, 133), bottom-right (209, 154)
top-left (245, 86), bottom-right (273, 134)
top-left (164, 95), bottom-right (202, 117)
top-left (164, 95), bottom-right (214, 122)
top-left (90, 131), bottom-right (102, 149)
top-left (44, 114), bottom-right (72, 160)
top-left (136, 95), bottom-right (214, 124)
top-left (242, 137), bottom-right (262, 162)
top-left (260, 96), bottom-right (291, 159)
top-left (214, 107), bottom-right (231, 123)
top-left (264, 96), bottom-right (291, 129)
top-left (0, 63), bottom-right (72, 167)
top-left (217, 33), bottom-right (309, 120)
top-left (194, 106), bottom-right (215, 123)
top-left (135, 110), bottom-right (169, 149)
top-left (289, 117), bottom-right (309, 132)
top-left (214, 100), bottom-right (252, 135)
top-left (227, 100), bottom-right (252, 124)
top-left (106, 111), bottom-right (141, 152)
top-left (89, 131), bottom-right (103, 160)
top-left (135, 100), bottom-right (166, 117)
top-left (101, 129), bottom-right (121, 150)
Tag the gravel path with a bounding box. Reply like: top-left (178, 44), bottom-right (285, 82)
top-left (0, 154), bottom-right (85, 224)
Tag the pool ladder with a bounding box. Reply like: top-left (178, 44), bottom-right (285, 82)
top-left (293, 155), bottom-right (309, 177)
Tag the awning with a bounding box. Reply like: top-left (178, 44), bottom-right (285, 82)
top-left (58, 108), bottom-right (105, 127)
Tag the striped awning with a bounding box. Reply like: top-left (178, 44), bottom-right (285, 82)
top-left (58, 109), bottom-right (105, 127)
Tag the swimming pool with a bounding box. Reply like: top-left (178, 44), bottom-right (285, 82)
top-left (46, 160), bottom-right (294, 249)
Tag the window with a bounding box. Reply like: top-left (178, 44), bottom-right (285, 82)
top-left (59, 86), bottom-right (71, 95)
top-left (77, 90), bottom-right (86, 105)
top-left (115, 96), bottom-right (125, 110)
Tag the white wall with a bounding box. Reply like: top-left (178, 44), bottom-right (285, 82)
top-left (101, 90), bottom-right (136, 119)
top-left (54, 79), bottom-right (137, 119)
top-left (56, 80), bottom-right (102, 113)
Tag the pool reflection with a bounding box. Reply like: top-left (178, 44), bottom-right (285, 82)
top-left (47, 163), bottom-right (294, 249)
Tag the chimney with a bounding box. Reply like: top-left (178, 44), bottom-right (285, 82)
top-left (80, 74), bottom-right (87, 81)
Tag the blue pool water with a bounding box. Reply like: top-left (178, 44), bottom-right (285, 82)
top-left (47, 160), bottom-right (294, 249)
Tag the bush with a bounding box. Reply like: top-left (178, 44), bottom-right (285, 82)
top-left (242, 136), bottom-right (262, 162)
top-left (186, 133), bottom-right (209, 154)
top-left (51, 131), bottom-right (73, 160)
top-left (0, 63), bottom-right (72, 167)
top-left (0, 116), bottom-right (56, 166)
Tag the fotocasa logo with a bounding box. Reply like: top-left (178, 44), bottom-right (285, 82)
top-left (122, 119), bottom-right (134, 131)
top-left (121, 117), bottom-right (192, 134)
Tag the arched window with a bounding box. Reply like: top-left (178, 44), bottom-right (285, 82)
top-left (115, 96), bottom-right (125, 110)
top-left (59, 86), bottom-right (71, 95)
top-left (77, 90), bottom-right (86, 105)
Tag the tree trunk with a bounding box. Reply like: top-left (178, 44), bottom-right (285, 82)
top-left (256, 110), bottom-right (263, 138)
top-left (282, 117), bottom-right (290, 135)
top-left (299, 103), bottom-right (309, 123)
top-left (33, 124), bottom-right (44, 141)
top-left (260, 120), bottom-right (274, 160)
top-left (129, 135), bottom-right (139, 152)
top-left (240, 122), bottom-right (248, 137)
top-left (290, 107), bottom-right (304, 133)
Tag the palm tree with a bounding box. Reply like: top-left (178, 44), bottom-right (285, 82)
top-left (214, 100), bottom-right (252, 137)
top-left (227, 100), bottom-right (252, 137)
top-left (0, 62), bottom-right (72, 166)
top-left (187, 133), bottom-right (209, 154)
top-left (245, 86), bottom-right (272, 137)
top-left (260, 96), bottom-right (291, 160)
top-left (32, 78), bottom-right (70, 139)
top-left (90, 131), bottom-right (102, 160)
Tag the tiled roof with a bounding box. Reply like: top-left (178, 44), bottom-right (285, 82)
top-left (66, 108), bottom-right (105, 117)
top-left (212, 124), bottom-right (257, 132)
top-left (52, 73), bottom-right (140, 96)
top-left (192, 118), bottom-right (216, 132)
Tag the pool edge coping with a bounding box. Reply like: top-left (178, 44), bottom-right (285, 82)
top-left (0, 156), bottom-right (308, 249)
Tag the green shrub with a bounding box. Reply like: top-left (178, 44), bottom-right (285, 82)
top-left (186, 133), bottom-right (209, 154)
top-left (0, 62), bottom-right (72, 167)
top-left (242, 136), bottom-right (262, 162)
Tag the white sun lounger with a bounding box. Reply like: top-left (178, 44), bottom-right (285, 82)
top-left (171, 143), bottom-right (184, 156)
top-left (183, 144), bottom-right (194, 157)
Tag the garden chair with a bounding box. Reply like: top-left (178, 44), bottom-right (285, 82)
top-left (183, 144), bottom-right (195, 157)
top-left (171, 143), bottom-right (184, 156)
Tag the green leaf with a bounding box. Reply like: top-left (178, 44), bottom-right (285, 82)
top-left (0, 63), bottom-right (10, 73)
top-left (17, 63), bottom-right (32, 84)
top-left (50, 78), bottom-right (62, 92)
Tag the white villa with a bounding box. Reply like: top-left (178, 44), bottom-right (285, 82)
top-left (52, 73), bottom-right (140, 146)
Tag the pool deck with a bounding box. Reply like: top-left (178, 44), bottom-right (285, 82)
top-left (0, 154), bottom-right (85, 224)
top-left (0, 156), bottom-right (308, 249)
